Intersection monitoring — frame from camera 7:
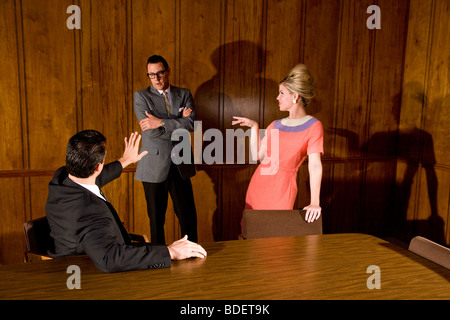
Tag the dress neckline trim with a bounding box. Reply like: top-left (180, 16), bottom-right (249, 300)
top-left (273, 117), bottom-right (318, 132)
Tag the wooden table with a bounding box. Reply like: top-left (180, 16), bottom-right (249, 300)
top-left (0, 233), bottom-right (449, 301)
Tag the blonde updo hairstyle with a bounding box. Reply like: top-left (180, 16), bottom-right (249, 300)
top-left (280, 64), bottom-right (316, 107)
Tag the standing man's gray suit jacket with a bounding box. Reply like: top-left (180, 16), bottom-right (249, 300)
top-left (134, 85), bottom-right (196, 182)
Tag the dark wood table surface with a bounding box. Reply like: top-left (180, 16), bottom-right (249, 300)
top-left (0, 233), bottom-right (449, 300)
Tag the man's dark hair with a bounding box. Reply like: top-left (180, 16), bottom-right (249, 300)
top-left (66, 130), bottom-right (107, 178)
top-left (147, 55), bottom-right (169, 70)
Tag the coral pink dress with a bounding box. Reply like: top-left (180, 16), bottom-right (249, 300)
top-left (245, 117), bottom-right (323, 210)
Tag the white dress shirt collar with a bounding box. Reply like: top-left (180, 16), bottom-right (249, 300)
top-left (157, 85), bottom-right (171, 95)
top-left (72, 181), bottom-right (107, 202)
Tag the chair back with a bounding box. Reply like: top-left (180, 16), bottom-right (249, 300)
top-left (23, 216), bottom-right (55, 256)
top-left (242, 209), bottom-right (323, 239)
top-left (408, 236), bottom-right (450, 270)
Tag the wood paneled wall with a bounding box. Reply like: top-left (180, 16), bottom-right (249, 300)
top-left (394, 0), bottom-right (450, 246)
top-left (0, 0), bottom-right (448, 265)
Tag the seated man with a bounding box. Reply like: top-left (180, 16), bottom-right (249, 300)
top-left (46, 130), bottom-right (206, 273)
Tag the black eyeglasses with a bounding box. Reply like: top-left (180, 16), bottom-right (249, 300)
top-left (147, 70), bottom-right (166, 79)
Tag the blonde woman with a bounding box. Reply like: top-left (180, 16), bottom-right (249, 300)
top-left (232, 64), bottom-right (323, 223)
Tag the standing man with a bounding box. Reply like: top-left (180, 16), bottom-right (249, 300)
top-left (134, 55), bottom-right (198, 244)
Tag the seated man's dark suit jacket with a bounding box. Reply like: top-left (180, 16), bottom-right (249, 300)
top-left (45, 161), bottom-right (171, 273)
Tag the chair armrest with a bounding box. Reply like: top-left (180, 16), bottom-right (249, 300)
top-left (129, 233), bottom-right (149, 243)
top-left (24, 251), bottom-right (53, 262)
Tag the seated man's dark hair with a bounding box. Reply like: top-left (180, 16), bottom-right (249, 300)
top-left (66, 130), bottom-right (107, 178)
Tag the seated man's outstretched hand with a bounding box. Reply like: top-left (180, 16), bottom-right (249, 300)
top-left (118, 132), bottom-right (148, 168)
top-left (168, 235), bottom-right (207, 260)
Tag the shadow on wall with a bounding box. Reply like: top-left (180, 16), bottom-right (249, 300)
top-left (323, 81), bottom-right (446, 245)
top-left (194, 40), bottom-right (277, 241)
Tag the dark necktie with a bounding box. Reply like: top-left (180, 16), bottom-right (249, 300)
top-left (99, 188), bottom-right (108, 202)
top-left (163, 91), bottom-right (171, 114)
